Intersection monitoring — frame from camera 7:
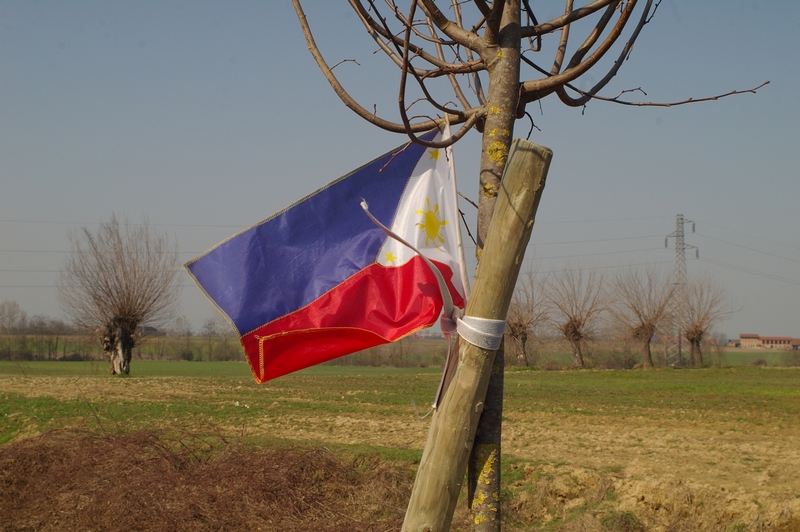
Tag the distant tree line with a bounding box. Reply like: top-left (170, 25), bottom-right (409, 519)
top-left (504, 265), bottom-right (733, 369)
top-left (0, 300), bottom-right (242, 363)
top-left (0, 300), bottom-right (80, 361)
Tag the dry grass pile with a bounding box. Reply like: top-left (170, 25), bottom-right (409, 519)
top-left (0, 429), bottom-right (410, 531)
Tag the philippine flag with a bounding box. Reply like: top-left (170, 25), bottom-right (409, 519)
top-left (186, 129), bottom-right (467, 383)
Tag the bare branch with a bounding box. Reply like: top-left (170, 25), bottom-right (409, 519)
top-left (473, 0), bottom-right (491, 19)
top-left (519, 0), bottom-right (639, 107)
top-left (417, 0), bottom-right (487, 51)
top-left (330, 58), bottom-right (361, 70)
top-left (556, 0), bottom-right (654, 107)
top-left (575, 80), bottom-right (771, 108)
top-left (351, 0), bottom-right (484, 75)
top-left (293, 0), bottom-right (445, 133)
top-left (451, 0), bottom-right (487, 104)
top-left (521, 0), bottom-right (542, 52)
top-left (550, 0), bottom-right (574, 76)
top-left (523, 0), bottom-right (619, 38)
top-left (524, 0), bottom-right (619, 37)
top-left (392, 1), bottom-right (484, 146)
top-left (427, 16), bottom-right (472, 110)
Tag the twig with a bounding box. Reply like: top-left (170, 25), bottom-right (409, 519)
top-left (582, 81), bottom-right (770, 108)
top-left (331, 58), bottom-right (361, 70)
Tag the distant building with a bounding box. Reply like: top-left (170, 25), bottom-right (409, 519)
top-left (739, 334), bottom-right (761, 349)
top-left (737, 333), bottom-right (800, 350)
top-left (761, 336), bottom-right (793, 348)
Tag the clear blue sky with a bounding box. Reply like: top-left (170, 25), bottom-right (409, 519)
top-left (1, 1), bottom-right (798, 339)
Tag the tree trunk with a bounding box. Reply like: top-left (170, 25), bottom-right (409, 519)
top-left (570, 339), bottom-right (585, 368)
top-left (469, 4), bottom-right (523, 529)
top-left (103, 323), bottom-right (135, 375)
top-left (468, 346), bottom-right (504, 530)
top-left (640, 337), bottom-right (654, 368)
top-left (402, 139), bottom-right (551, 532)
top-left (517, 336), bottom-right (528, 367)
top-left (690, 338), bottom-right (703, 366)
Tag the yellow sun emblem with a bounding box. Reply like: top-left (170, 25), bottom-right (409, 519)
top-left (416, 198), bottom-right (448, 248)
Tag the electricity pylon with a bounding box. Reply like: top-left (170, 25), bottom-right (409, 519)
top-left (665, 214), bottom-right (697, 366)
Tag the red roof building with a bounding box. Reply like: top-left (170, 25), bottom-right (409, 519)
top-left (738, 334), bottom-right (800, 350)
top-left (761, 336), bottom-right (793, 348)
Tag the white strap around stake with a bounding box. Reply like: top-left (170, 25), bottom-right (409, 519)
top-left (456, 315), bottom-right (506, 350)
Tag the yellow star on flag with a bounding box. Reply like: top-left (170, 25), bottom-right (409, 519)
top-left (428, 148), bottom-right (440, 161)
top-left (384, 251), bottom-right (398, 265)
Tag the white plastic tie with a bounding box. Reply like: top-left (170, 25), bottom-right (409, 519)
top-left (456, 315), bottom-right (506, 350)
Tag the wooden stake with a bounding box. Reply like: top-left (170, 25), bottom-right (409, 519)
top-left (402, 139), bottom-right (552, 531)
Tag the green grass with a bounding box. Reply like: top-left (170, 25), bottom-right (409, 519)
top-left (5, 362), bottom-right (799, 530)
top-left (3, 363), bottom-right (800, 451)
top-left (715, 350), bottom-right (800, 367)
top-left (504, 366), bottom-right (800, 423)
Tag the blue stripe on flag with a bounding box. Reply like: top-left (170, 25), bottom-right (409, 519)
top-left (187, 134), bottom-right (435, 335)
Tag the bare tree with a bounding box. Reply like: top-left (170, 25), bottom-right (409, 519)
top-left (170, 315), bottom-right (195, 361)
top-left (291, 2), bottom-right (765, 529)
top-left (58, 215), bottom-right (179, 375)
top-left (0, 300), bottom-right (26, 358)
top-left (170, 315), bottom-right (193, 338)
top-left (505, 267), bottom-right (546, 366)
top-left (543, 266), bottom-right (607, 368)
top-left (679, 277), bottom-right (731, 367)
top-left (200, 314), bottom-right (238, 361)
top-left (609, 267), bottom-right (676, 368)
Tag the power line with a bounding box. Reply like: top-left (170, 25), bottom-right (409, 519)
top-left (0, 215), bottom-right (674, 227)
top-left (698, 257), bottom-right (800, 288)
top-left (698, 220), bottom-right (800, 254)
top-left (695, 232), bottom-right (800, 265)
top-left (536, 215), bottom-right (673, 225)
top-left (525, 247), bottom-right (666, 262)
top-left (530, 234), bottom-right (664, 246)
top-left (0, 219), bottom-right (247, 229)
top-left (0, 284), bottom-right (199, 289)
top-left (536, 260), bottom-right (673, 274)
top-left (0, 249), bottom-right (201, 255)
top-left (0, 269), bottom-right (62, 273)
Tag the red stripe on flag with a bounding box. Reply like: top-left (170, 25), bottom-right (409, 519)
top-left (241, 256), bottom-right (463, 382)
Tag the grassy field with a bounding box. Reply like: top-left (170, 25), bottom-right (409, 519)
top-left (2, 362), bottom-right (800, 530)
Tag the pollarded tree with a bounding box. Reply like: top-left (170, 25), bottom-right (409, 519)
top-left (543, 266), bottom-right (607, 368)
top-left (679, 277), bottom-right (731, 366)
top-left (506, 267), bottom-right (547, 366)
top-left (609, 267), bottom-right (676, 368)
top-left (58, 215), bottom-right (179, 375)
top-left (291, 2), bottom-right (764, 529)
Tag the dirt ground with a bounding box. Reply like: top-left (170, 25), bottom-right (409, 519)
top-left (3, 374), bottom-right (800, 531)
top-left (252, 408), bottom-right (800, 530)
